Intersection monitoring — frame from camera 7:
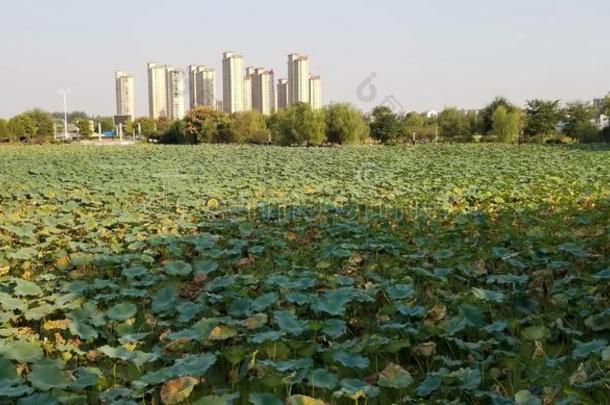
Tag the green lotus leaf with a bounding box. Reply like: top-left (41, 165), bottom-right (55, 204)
top-left (386, 284), bottom-right (415, 300)
top-left (273, 310), bottom-right (306, 336)
top-left (333, 351), bottom-right (370, 369)
top-left (0, 380), bottom-right (34, 397)
top-left (106, 302), bottom-right (137, 321)
top-left (572, 339), bottom-right (607, 360)
top-left (514, 390), bottom-right (541, 405)
top-left (2, 341), bottom-right (44, 363)
top-left (249, 393), bottom-right (283, 405)
top-left (521, 325), bottom-right (550, 342)
top-left (378, 363), bottom-right (413, 389)
top-left (471, 287), bottom-right (505, 303)
top-left (335, 378), bottom-right (380, 399)
top-left (415, 374), bottom-right (442, 397)
top-left (27, 361), bottom-right (71, 391)
top-left (308, 368), bottom-right (340, 390)
top-left (164, 261), bottom-right (193, 276)
top-left (13, 279), bottom-right (43, 297)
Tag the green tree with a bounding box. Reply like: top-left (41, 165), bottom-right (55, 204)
top-left (524, 99), bottom-right (562, 138)
top-left (402, 112), bottom-right (425, 141)
top-left (183, 106), bottom-right (233, 143)
top-left (562, 101), bottom-right (596, 141)
top-left (368, 106), bottom-right (403, 143)
top-left (437, 107), bottom-right (472, 139)
top-left (132, 117), bottom-right (157, 139)
top-left (0, 119), bottom-right (9, 142)
top-left (76, 119), bottom-right (93, 138)
top-left (7, 114), bottom-right (37, 142)
top-left (269, 103), bottom-right (326, 146)
top-left (23, 109), bottom-right (55, 141)
top-left (324, 103), bottom-right (369, 144)
top-left (94, 116), bottom-right (115, 133)
top-left (478, 97), bottom-right (516, 135)
top-left (491, 106), bottom-right (523, 143)
top-left (229, 111), bottom-right (270, 144)
top-left (159, 120), bottom-right (189, 144)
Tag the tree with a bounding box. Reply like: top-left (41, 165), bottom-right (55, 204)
top-left (0, 119), bottom-right (9, 142)
top-left (325, 103), bottom-right (369, 144)
top-left (437, 107), bottom-right (472, 139)
top-left (159, 120), bottom-right (189, 144)
top-left (132, 117), bottom-right (157, 139)
top-left (401, 112), bottom-right (425, 142)
top-left (229, 111), bottom-right (270, 144)
top-left (524, 99), bottom-right (562, 138)
top-left (478, 97), bottom-right (516, 135)
top-left (269, 103), bottom-right (326, 146)
top-left (7, 114), bottom-right (37, 142)
top-left (183, 107), bottom-right (233, 143)
top-left (95, 116), bottom-right (115, 133)
top-left (76, 119), bottom-right (93, 138)
top-left (562, 101), bottom-right (596, 141)
top-left (490, 106), bottom-right (523, 143)
top-left (368, 106), bottom-right (403, 143)
top-left (21, 109), bottom-right (55, 141)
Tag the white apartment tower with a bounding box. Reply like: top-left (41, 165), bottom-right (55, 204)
top-left (166, 67), bottom-right (185, 119)
top-left (243, 75), bottom-right (252, 112)
top-left (252, 68), bottom-right (275, 115)
top-left (277, 78), bottom-right (289, 110)
top-left (287, 53), bottom-right (310, 105)
top-left (148, 62), bottom-right (167, 119)
top-left (189, 65), bottom-right (216, 110)
top-left (222, 52), bottom-right (245, 113)
top-left (309, 75), bottom-right (322, 110)
top-left (115, 71), bottom-right (135, 120)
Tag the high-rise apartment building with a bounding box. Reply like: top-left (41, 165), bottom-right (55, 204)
top-left (252, 68), bottom-right (275, 115)
top-left (287, 53), bottom-right (310, 105)
top-left (166, 67), bottom-right (185, 119)
top-left (243, 75), bottom-right (252, 112)
top-left (277, 78), bottom-right (289, 110)
top-left (148, 62), bottom-right (168, 119)
top-left (222, 52), bottom-right (245, 113)
top-left (189, 65), bottom-right (216, 110)
top-left (277, 79), bottom-right (289, 110)
top-left (115, 71), bottom-right (135, 120)
top-left (309, 75), bottom-right (322, 110)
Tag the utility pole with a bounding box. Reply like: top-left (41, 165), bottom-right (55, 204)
top-left (59, 89), bottom-right (70, 140)
top-left (98, 123), bottom-right (102, 142)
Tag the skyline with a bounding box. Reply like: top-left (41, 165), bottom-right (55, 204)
top-left (1, 0), bottom-right (610, 118)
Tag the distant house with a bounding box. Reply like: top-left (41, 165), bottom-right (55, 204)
top-left (53, 121), bottom-right (80, 140)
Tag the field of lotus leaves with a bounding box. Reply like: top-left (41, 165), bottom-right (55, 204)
top-left (0, 144), bottom-right (609, 404)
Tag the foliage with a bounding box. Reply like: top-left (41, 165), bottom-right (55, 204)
top-left (478, 97), bottom-right (517, 135)
top-left (491, 105), bottom-right (523, 143)
top-left (94, 116), bottom-right (115, 133)
top-left (269, 103), bottom-right (326, 146)
top-left (562, 102), bottom-right (598, 142)
top-left (0, 144), bottom-right (608, 403)
top-left (159, 120), bottom-right (192, 144)
top-left (132, 117), bottom-right (157, 139)
top-left (438, 107), bottom-right (472, 140)
top-left (368, 106), bottom-right (403, 143)
top-left (183, 107), bottom-right (233, 144)
top-left (524, 99), bottom-right (562, 139)
top-left (324, 103), bottom-right (369, 145)
top-left (229, 111), bottom-right (270, 144)
top-left (0, 119), bottom-right (9, 142)
top-left (75, 119), bottom-right (93, 138)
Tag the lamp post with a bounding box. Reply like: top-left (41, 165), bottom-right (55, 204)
top-left (58, 89), bottom-right (70, 140)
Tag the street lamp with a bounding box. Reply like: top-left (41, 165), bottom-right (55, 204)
top-left (58, 89), bottom-right (70, 140)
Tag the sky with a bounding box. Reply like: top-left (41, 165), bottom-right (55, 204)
top-left (1, 0), bottom-right (609, 118)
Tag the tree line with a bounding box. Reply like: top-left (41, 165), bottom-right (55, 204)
top-left (2, 96), bottom-right (609, 145)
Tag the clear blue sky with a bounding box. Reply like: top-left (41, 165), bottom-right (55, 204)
top-left (1, 0), bottom-right (609, 118)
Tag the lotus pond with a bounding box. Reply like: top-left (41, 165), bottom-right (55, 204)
top-left (0, 144), bottom-right (609, 404)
